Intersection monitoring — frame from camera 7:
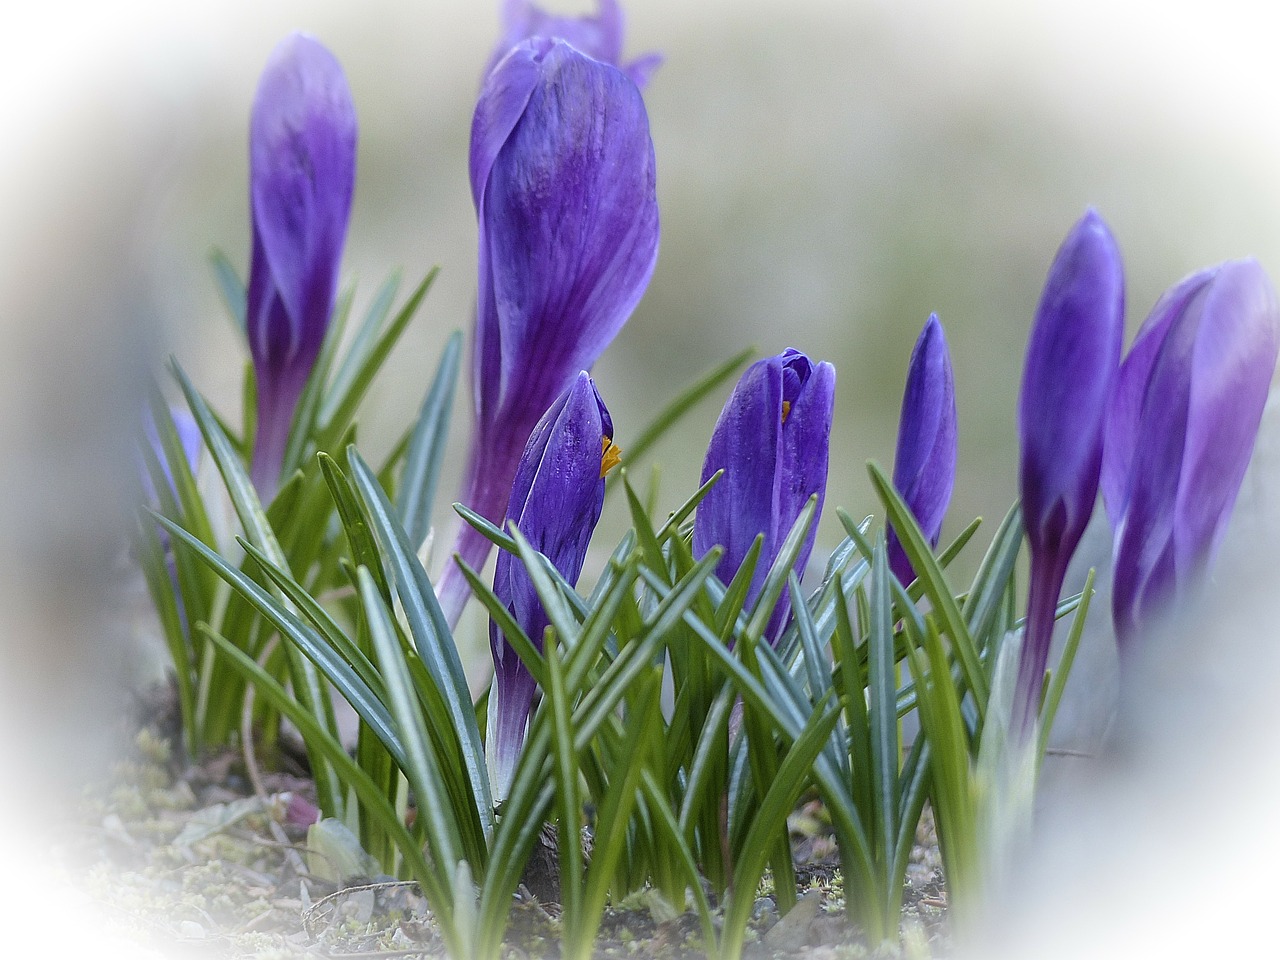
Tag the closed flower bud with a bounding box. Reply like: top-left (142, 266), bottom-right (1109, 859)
top-left (887, 314), bottom-right (957, 586)
top-left (1105, 259), bottom-right (1280, 653)
top-left (1014, 209), bottom-right (1124, 733)
top-left (693, 349), bottom-right (836, 642)
top-left (245, 33), bottom-right (357, 496)
top-left (439, 37), bottom-right (659, 625)
top-left (489, 372), bottom-right (618, 797)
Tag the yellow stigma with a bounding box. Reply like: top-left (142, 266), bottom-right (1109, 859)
top-left (781, 400), bottom-right (792, 423)
top-left (601, 436), bottom-right (622, 478)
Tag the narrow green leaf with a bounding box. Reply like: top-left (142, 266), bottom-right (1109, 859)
top-left (318, 269), bottom-right (436, 437)
top-left (156, 514), bottom-right (406, 768)
top-left (348, 448), bottom-right (494, 838)
top-left (398, 330), bottom-right (462, 550)
top-left (200, 627), bottom-right (465, 957)
top-left (209, 248), bottom-right (246, 331)
top-left (866, 462), bottom-right (989, 717)
top-left (358, 567), bottom-right (469, 885)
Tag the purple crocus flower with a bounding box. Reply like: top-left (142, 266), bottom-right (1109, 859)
top-left (692, 349), bottom-right (836, 642)
top-left (245, 33), bottom-right (357, 497)
top-left (1013, 209), bottom-right (1124, 735)
top-left (483, 0), bottom-right (662, 89)
top-left (489, 372), bottom-right (619, 796)
top-left (1104, 259), bottom-right (1279, 656)
top-left (887, 314), bottom-right (957, 586)
top-left (437, 37), bottom-right (658, 626)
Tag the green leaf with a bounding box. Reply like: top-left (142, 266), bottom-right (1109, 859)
top-left (317, 269), bottom-right (437, 439)
top-left (171, 359), bottom-right (341, 808)
top-left (200, 627), bottom-right (465, 957)
top-left (398, 330), bottom-right (462, 550)
top-left (348, 447), bottom-right (494, 839)
top-left (156, 514), bottom-right (406, 769)
top-left (357, 567), bottom-right (470, 886)
top-left (865, 463), bottom-right (989, 717)
top-left (209, 248), bottom-right (246, 331)
top-left (721, 697), bottom-right (840, 960)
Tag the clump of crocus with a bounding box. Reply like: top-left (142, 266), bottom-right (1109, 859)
top-left (887, 314), bottom-right (957, 586)
top-left (1013, 209), bottom-right (1124, 735)
top-left (484, 0), bottom-right (662, 88)
top-left (245, 33), bottom-right (357, 497)
top-left (438, 37), bottom-right (659, 626)
top-left (1103, 259), bottom-right (1280, 657)
top-left (693, 348), bottom-right (836, 642)
top-left (488, 372), bottom-right (619, 797)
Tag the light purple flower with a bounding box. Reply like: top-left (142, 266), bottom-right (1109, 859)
top-left (489, 372), bottom-right (618, 795)
top-left (483, 0), bottom-right (661, 89)
top-left (693, 349), bottom-right (836, 642)
top-left (1105, 259), bottom-right (1280, 653)
top-left (245, 33), bottom-right (357, 497)
top-left (1013, 209), bottom-right (1124, 734)
top-left (887, 314), bottom-right (957, 586)
top-left (438, 37), bottom-right (658, 626)
top-left (141, 406), bottom-right (201, 505)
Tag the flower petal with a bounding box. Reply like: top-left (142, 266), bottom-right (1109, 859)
top-left (478, 40), bottom-right (658, 432)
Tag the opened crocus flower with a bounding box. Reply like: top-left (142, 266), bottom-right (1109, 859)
top-left (693, 349), bottom-right (836, 642)
top-left (438, 37), bottom-right (658, 626)
top-left (489, 372), bottom-right (618, 797)
top-left (1013, 209), bottom-right (1124, 735)
top-left (484, 0), bottom-right (662, 88)
top-left (887, 314), bottom-right (957, 586)
top-left (1104, 259), bottom-right (1279, 656)
top-left (245, 33), bottom-right (357, 497)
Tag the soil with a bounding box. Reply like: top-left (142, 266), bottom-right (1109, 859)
top-left (57, 685), bottom-right (950, 959)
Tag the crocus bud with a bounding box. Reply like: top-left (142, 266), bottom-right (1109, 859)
top-left (489, 372), bottom-right (618, 797)
top-left (1104, 259), bottom-right (1280, 654)
top-left (1013, 210), bottom-right (1124, 734)
top-left (693, 349), bottom-right (836, 642)
top-left (887, 314), bottom-right (957, 586)
top-left (438, 37), bottom-right (658, 626)
top-left (484, 0), bottom-right (662, 88)
top-left (245, 33), bottom-right (357, 497)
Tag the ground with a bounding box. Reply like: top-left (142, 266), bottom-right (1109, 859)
top-left (58, 691), bottom-right (950, 959)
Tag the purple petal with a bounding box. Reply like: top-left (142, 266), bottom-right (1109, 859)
top-left (888, 314), bottom-right (958, 584)
top-left (474, 39), bottom-right (658, 434)
top-left (484, 0), bottom-right (661, 90)
top-left (1102, 269), bottom-right (1213, 529)
top-left (693, 356), bottom-right (786, 591)
top-left (1112, 259), bottom-right (1280, 646)
top-left (693, 350), bottom-right (835, 640)
top-left (488, 372), bottom-right (612, 791)
top-left (1018, 209), bottom-right (1125, 564)
top-left (246, 33), bottom-right (356, 492)
top-left (1013, 209), bottom-right (1124, 734)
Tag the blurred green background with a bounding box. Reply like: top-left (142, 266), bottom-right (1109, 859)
top-left (3, 0), bottom-right (1280, 795)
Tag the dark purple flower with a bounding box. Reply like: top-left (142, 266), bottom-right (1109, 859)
top-left (438, 37), bottom-right (658, 626)
top-left (489, 372), bottom-right (618, 796)
top-left (245, 33), bottom-right (357, 497)
top-left (483, 0), bottom-right (662, 89)
top-left (1105, 259), bottom-right (1279, 654)
top-left (887, 314), bottom-right (957, 586)
top-left (692, 349), bottom-right (836, 642)
top-left (1013, 209), bottom-right (1124, 734)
